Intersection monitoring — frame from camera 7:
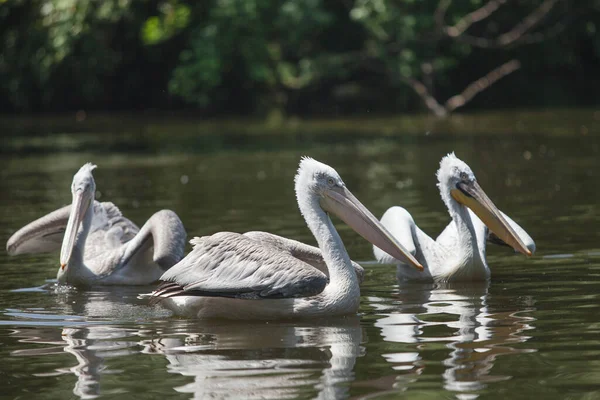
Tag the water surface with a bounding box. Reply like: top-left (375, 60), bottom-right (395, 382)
top-left (1, 110), bottom-right (599, 399)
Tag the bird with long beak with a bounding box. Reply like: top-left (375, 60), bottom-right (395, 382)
top-left (146, 157), bottom-right (423, 320)
top-left (6, 163), bottom-right (187, 286)
top-left (374, 153), bottom-right (535, 282)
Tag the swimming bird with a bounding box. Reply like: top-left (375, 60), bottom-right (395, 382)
top-left (373, 153), bottom-right (535, 282)
top-left (148, 157), bottom-right (423, 320)
top-left (6, 163), bottom-right (187, 286)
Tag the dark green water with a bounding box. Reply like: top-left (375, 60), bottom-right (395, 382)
top-left (1, 111), bottom-right (599, 399)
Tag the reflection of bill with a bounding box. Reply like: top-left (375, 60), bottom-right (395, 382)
top-left (7, 285), bottom-right (170, 399)
top-left (370, 281), bottom-right (535, 393)
top-left (11, 325), bottom-right (140, 399)
top-left (141, 318), bottom-right (363, 399)
top-left (9, 316), bottom-right (363, 400)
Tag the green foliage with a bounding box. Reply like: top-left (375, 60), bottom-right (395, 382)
top-left (142, 1), bottom-right (191, 45)
top-left (0, 0), bottom-right (598, 114)
top-left (0, 0), bottom-right (133, 110)
top-left (168, 0), bottom-right (338, 108)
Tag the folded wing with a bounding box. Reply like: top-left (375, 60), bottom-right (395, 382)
top-left (6, 201), bottom-right (140, 257)
top-left (121, 209), bottom-right (186, 271)
top-left (155, 231), bottom-right (329, 300)
top-left (243, 231), bottom-right (365, 283)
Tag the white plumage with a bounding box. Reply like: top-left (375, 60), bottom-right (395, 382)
top-left (6, 163), bottom-right (187, 286)
top-left (148, 157), bottom-right (421, 320)
top-left (374, 153), bottom-right (535, 282)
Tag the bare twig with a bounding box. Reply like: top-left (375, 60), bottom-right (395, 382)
top-left (402, 77), bottom-right (448, 117)
top-left (421, 62), bottom-right (435, 95)
top-left (445, 0), bottom-right (507, 37)
top-left (434, 0), bottom-right (452, 30)
top-left (342, 0), bottom-right (572, 117)
top-left (496, 0), bottom-right (559, 46)
top-left (403, 60), bottom-right (520, 116)
top-left (397, 0), bottom-right (576, 116)
top-left (514, 20), bottom-right (568, 44)
top-left (445, 59), bottom-right (521, 112)
top-left (451, 0), bottom-right (562, 48)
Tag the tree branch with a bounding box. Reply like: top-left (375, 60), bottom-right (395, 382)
top-left (444, 59), bottom-right (521, 112)
top-left (434, 0), bottom-right (452, 31)
top-left (451, 0), bottom-right (562, 48)
top-left (445, 0), bottom-right (507, 37)
top-left (403, 60), bottom-right (520, 116)
top-left (496, 0), bottom-right (559, 46)
top-left (513, 19), bottom-right (568, 44)
top-left (402, 77), bottom-right (448, 117)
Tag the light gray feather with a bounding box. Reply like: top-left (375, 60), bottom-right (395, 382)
top-left (160, 232), bottom-right (329, 299)
top-left (7, 200), bottom-right (186, 285)
top-left (121, 210), bottom-right (187, 271)
top-left (243, 231), bottom-right (365, 284)
top-left (6, 205), bottom-right (71, 255)
top-left (84, 202), bottom-right (140, 261)
top-left (6, 201), bottom-right (141, 258)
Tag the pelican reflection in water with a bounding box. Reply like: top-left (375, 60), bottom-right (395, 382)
top-left (369, 281), bottom-right (535, 394)
top-left (142, 318), bottom-right (363, 399)
top-left (374, 153), bottom-right (535, 282)
top-left (148, 157), bottom-right (422, 319)
top-left (10, 318), bottom-right (363, 400)
top-left (6, 163), bottom-right (187, 286)
top-left (11, 325), bottom-right (140, 399)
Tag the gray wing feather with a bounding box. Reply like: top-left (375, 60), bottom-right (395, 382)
top-left (91, 202), bottom-right (139, 239)
top-left (243, 231), bottom-right (365, 284)
top-left (6, 201), bottom-right (140, 258)
top-left (160, 232), bottom-right (328, 299)
top-left (6, 205), bottom-right (71, 255)
top-left (121, 210), bottom-right (187, 271)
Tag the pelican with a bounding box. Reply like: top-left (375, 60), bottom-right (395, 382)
top-left (6, 163), bottom-right (187, 287)
top-left (374, 153), bottom-right (535, 282)
top-left (148, 157), bottom-right (423, 320)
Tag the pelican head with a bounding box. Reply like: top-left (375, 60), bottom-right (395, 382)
top-left (295, 157), bottom-right (423, 271)
top-left (59, 163), bottom-right (97, 273)
top-left (437, 153), bottom-right (531, 257)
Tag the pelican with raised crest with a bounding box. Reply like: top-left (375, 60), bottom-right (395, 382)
top-left (6, 163), bottom-right (187, 286)
top-left (147, 157), bottom-right (423, 320)
top-left (374, 153), bottom-right (535, 282)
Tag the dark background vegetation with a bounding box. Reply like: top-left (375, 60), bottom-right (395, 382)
top-left (1, 0), bottom-right (599, 117)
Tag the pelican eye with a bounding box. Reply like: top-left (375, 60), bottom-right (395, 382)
top-left (327, 178), bottom-right (335, 186)
top-left (459, 172), bottom-right (469, 181)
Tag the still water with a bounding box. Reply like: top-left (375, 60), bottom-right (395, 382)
top-left (1, 111), bottom-right (599, 399)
